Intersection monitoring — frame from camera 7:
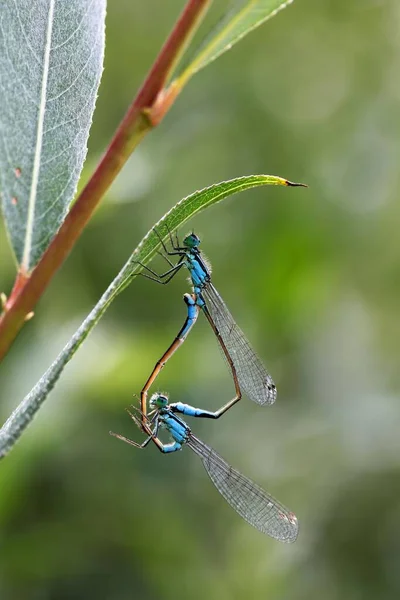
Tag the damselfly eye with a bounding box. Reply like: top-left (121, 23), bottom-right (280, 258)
top-left (183, 233), bottom-right (201, 248)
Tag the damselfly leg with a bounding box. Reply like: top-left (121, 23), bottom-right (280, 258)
top-left (153, 226), bottom-right (189, 255)
top-left (110, 408), bottom-right (158, 448)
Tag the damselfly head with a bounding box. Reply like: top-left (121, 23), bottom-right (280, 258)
top-left (183, 233), bottom-right (201, 249)
top-left (149, 393), bottom-right (169, 409)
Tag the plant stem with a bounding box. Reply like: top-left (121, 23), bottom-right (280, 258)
top-left (0, 0), bottom-right (212, 363)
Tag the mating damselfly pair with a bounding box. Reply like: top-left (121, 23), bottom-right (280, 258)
top-left (111, 226), bottom-right (299, 543)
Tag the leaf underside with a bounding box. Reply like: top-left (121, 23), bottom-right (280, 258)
top-left (0, 0), bottom-right (106, 271)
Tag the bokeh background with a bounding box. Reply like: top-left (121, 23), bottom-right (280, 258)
top-left (1, 0), bottom-right (400, 598)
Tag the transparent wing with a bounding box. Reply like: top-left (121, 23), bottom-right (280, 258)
top-left (203, 282), bottom-right (276, 405)
top-left (187, 434), bottom-right (298, 543)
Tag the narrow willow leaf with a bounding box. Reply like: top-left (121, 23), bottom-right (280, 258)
top-left (177, 0), bottom-right (294, 84)
top-left (0, 0), bottom-right (106, 271)
top-left (0, 174), bottom-right (306, 457)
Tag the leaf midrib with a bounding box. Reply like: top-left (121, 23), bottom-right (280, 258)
top-left (22, 0), bottom-right (55, 271)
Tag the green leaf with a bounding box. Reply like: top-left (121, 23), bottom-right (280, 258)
top-left (0, 174), bottom-right (306, 457)
top-left (0, 0), bottom-right (106, 271)
top-left (177, 0), bottom-right (294, 84)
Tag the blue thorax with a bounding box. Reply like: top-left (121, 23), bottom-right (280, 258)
top-left (184, 249), bottom-right (210, 288)
top-left (159, 409), bottom-right (190, 445)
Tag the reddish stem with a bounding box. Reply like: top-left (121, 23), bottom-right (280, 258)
top-left (0, 0), bottom-right (211, 362)
top-left (5, 270), bottom-right (29, 311)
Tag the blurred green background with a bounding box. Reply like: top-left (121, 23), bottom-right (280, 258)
top-left (1, 0), bottom-right (400, 598)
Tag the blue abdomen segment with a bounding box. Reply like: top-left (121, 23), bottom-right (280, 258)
top-left (194, 289), bottom-right (205, 306)
top-left (171, 402), bottom-right (218, 419)
top-left (160, 441), bottom-right (182, 453)
top-left (180, 294), bottom-right (198, 338)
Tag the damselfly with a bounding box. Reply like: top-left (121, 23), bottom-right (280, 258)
top-left (140, 292), bottom-right (241, 420)
top-left (137, 230), bottom-right (276, 413)
top-left (110, 393), bottom-right (298, 543)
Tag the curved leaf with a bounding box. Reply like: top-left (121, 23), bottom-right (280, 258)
top-left (0, 174), bottom-right (306, 457)
top-left (177, 0), bottom-right (294, 84)
top-left (0, 0), bottom-right (106, 271)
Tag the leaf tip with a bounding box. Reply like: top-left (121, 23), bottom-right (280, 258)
top-left (285, 180), bottom-right (308, 188)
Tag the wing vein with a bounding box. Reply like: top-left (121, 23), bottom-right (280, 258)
top-left (203, 282), bottom-right (276, 405)
top-left (187, 434), bottom-right (298, 542)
